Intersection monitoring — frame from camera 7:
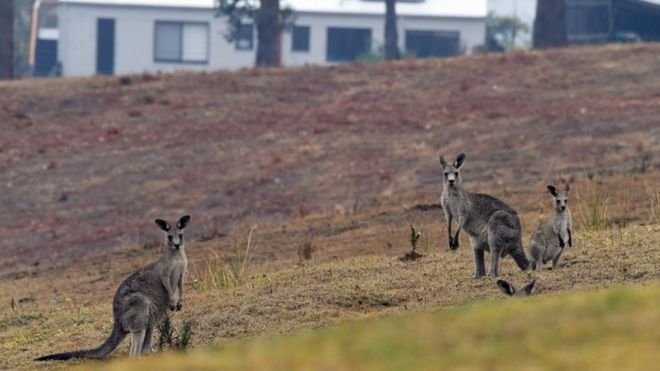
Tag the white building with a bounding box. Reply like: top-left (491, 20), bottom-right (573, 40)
top-left (57, 0), bottom-right (487, 76)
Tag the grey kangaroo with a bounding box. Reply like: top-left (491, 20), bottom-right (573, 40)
top-left (496, 279), bottom-right (536, 297)
top-left (529, 184), bottom-right (573, 271)
top-left (36, 215), bottom-right (191, 361)
top-left (440, 153), bottom-right (529, 277)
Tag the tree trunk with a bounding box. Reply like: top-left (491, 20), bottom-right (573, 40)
top-left (255, 0), bottom-right (281, 67)
top-left (0, 0), bottom-right (14, 79)
top-left (533, 0), bottom-right (567, 49)
top-left (384, 0), bottom-right (399, 60)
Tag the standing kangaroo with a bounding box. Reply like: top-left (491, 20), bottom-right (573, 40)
top-left (36, 215), bottom-right (191, 361)
top-left (529, 184), bottom-right (573, 271)
top-left (440, 153), bottom-right (529, 277)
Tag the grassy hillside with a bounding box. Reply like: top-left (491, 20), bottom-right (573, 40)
top-left (1, 44), bottom-right (659, 370)
top-left (1, 224), bottom-right (657, 370)
top-left (93, 283), bottom-right (660, 371)
top-left (0, 44), bottom-right (659, 266)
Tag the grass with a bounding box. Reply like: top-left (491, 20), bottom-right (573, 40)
top-left (1, 44), bottom-right (659, 370)
top-left (1, 223), bottom-right (657, 370)
top-left (157, 317), bottom-right (193, 352)
top-left (191, 226), bottom-right (258, 290)
top-left (88, 283), bottom-right (660, 371)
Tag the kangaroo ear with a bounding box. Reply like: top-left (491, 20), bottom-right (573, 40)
top-left (497, 280), bottom-right (515, 296)
top-left (177, 215), bottom-right (191, 230)
top-left (155, 219), bottom-right (171, 232)
top-left (439, 155), bottom-right (448, 169)
top-left (521, 280), bottom-right (536, 296)
top-left (547, 185), bottom-right (558, 197)
top-left (454, 153), bottom-right (466, 169)
top-left (564, 183), bottom-right (570, 193)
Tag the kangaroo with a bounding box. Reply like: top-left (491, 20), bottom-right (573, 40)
top-left (35, 215), bottom-right (191, 361)
top-left (496, 279), bottom-right (536, 297)
top-left (440, 153), bottom-right (529, 277)
top-left (529, 184), bottom-right (573, 271)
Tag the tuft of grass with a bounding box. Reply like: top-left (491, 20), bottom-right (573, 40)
top-left (575, 178), bottom-right (611, 231)
top-left (157, 316), bottom-right (193, 352)
top-left (192, 226), bottom-right (257, 290)
top-left (645, 181), bottom-right (660, 224)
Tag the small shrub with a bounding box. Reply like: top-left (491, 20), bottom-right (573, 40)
top-left (298, 241), bottom-right (315, 263)
top-left (575, 179), bottom-right (611, 231)
top-left (192, 226), bottom-right (257, 290)
top-left (157, 317), bottom-right (193, 352)
top-left (643, 181), bottom-right (660, 224)
top-left (399, 225), bottom-right (423, 262)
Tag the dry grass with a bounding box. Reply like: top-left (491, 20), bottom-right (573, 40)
top-left (1, 223), bottom-right (657, 370)
top-left (191, 226), bottom-right (258, 290)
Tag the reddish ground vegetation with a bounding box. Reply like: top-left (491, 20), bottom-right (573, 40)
top-left (0, 44), bottom-right (658, 268)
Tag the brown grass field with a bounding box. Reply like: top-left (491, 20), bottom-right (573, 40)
top-left (0, 44), bottom-right (659, 370)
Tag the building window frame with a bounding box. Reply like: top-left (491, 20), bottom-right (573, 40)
top-left (235, 23), bottom-right (254, 51)
top-left (292, 25), bottom-right (311, 52)
top-left (154, 21), bottom-right (210, 64)
top-left (326, 27), bottom-right (372, 62)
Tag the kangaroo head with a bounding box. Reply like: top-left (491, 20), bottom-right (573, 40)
top-left (439, 153), bottom-right (465, 189)
top-left (155, 215), bottom-right (191, 252)
top-left (497, 279), bottom-right (536, 297)
top-left (547, 184), bottom-right (570, 213)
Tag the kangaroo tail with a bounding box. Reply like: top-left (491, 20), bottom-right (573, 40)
top-left (35, 321), bottom-right (126, 361)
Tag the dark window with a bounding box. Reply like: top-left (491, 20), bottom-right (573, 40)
top-left (566, 4), bottom-right (611, 39)
top-left (236, 23), bottom-right (254, 50)
top-left (292, 25), bottom-right (310, 52)
top-left (35, 39), bottom-right (58, 76)
top-left (405, 30), bottom-right (460, 58)
top-left (154, 21), bottom-right (209, 63)
top-left (97, 18), bottom-right (115, 75)
top-left (326, 27), bottom-right (371, 62)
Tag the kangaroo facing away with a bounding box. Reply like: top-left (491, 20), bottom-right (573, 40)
top-left (35, 215), bottom-right (191, 361)
top-left (497, 279), bottom-right (536, 297)
top-left (440, 153), bottom-right (529, 277)
top-left (529, 184), bottom-right (573, 271)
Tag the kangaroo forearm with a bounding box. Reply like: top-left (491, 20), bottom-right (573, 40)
top-left (446, 213), bottom-right (453, 240)
top-left (568, 229), bottom-right (573, 247)
top-left (161, 275), bottom-right (176, 302)
top-left (177, 274), bottom-right (184, 301)
top-left (558, 234), bottom-right (565, 249)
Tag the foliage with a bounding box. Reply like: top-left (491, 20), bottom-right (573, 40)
top-left (215, 0), bottom-right (296, 42)
top-left (399, 225), bottom-right (423, 261)
top-left (357, 43), bottom-right (415, 62)
top-left (157, 316), bottom-right (193, 352)
top-left (409, 225), bottom-right (421, 252)
top-left (192, 226), bottom-right (257, 290)
top-left (486, 12), bottom-right (530, 51)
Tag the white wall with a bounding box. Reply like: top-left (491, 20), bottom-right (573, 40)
top-left (284, 13), bottom-right (485, 66)
top-left (58, 3), bottom-right (485, 76)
